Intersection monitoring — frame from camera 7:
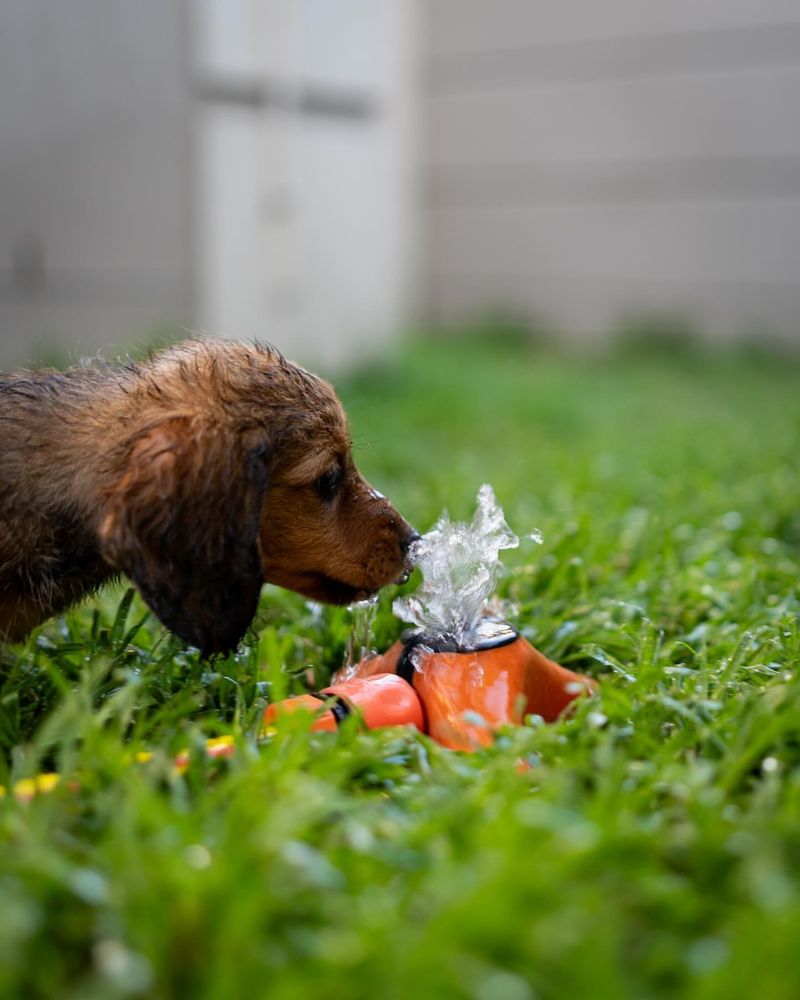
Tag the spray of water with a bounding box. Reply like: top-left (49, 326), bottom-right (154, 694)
top-left (394, 484), bottom-right (536, 650)
top-left (345, 597), bottom-right (379, 668)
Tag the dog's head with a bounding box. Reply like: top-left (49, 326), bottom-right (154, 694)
top-left (98, 343), bottom-right (416, 655)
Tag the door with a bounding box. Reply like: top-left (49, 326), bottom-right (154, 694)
top-left (194, 0), bottom-right (415, 370)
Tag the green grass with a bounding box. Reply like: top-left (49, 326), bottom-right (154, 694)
top-left (1, 334), bottom-right (799, 999)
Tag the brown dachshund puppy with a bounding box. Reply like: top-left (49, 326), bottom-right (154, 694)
top-left (0, 340), bottom-right (416, 655)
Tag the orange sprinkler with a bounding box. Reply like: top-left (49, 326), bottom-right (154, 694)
top-left (263, 672), bottom-right (425, 734)
top-left (1, 624), bottom-right (593, 801)
top-left (327, 484), bottom-right (599, 748)
top-left (333, 620), bottom-right (595, 751)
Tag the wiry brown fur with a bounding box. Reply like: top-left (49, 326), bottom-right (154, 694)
top-left (0, 340), bottom-right (416, 655)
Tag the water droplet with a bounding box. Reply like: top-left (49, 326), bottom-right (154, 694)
top-left (721, 511), bottom-right (743, 531)
top-left (94, 940), bottom-right (153, 992)
top-left (69, 868), bottom-right (108, 905)
top-left (184, 844), bottom-right (212, 870)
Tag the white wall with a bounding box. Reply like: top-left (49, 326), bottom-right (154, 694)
top-left (0, 0), bottom-right (193, 367)
top-left (194, 0), bottom-right (417, 371)
top-left (0, 0), bottom-right (417, 371)
top-left (422, 0), bottom-right (800, 342)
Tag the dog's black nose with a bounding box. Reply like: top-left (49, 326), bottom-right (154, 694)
top-left (401, 530), bottom-right (422, 555)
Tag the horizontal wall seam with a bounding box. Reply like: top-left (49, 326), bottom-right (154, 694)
top-left (430, 272), bottom-right (800, 292)
top-left (425, 21), bottom-right (800, 95)
top-left (423, 155), bottom-right (800, 206)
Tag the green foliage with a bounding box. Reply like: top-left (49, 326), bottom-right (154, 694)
top-left (1, 334), bottom-right (799, 998)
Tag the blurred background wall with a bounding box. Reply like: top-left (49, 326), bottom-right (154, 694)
top-left (0, 2), bottom-right (194, 366)
top-left (1, 0), bottom-right (799, 370)
top-left (194, 0), bottom-right (416, 369)
top-left (0, 0), bottom-right (416, 369)
top-left (422, 0), bottom-right (800, 345)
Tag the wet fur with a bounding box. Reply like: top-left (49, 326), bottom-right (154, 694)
top-left (0, 340), bottom-right (415, 655)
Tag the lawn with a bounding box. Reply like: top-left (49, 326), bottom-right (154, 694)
top-left (1, 333), bottom-right (799, 999)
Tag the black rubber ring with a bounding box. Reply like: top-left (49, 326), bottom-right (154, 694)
top-left (395, 643), bottom-right (420, 685)
top-left (395, 621), bottom-right (520, 684)
top-left (310, 691), bottom-right (352, 726)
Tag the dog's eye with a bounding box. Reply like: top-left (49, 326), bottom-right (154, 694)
top-left (315, 467), bottom-right (342, 502)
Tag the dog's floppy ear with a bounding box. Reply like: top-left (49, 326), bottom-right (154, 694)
top-left (98, 416), bottom-right (268, 656)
